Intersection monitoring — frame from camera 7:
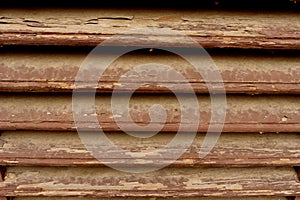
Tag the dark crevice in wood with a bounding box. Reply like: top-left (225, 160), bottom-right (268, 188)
top-left (286, 197), bottom-right (296, 200)
top-left (0, 166), bottom-right (6, 182)
top-left (0, 165), bottom-right (9, 200)
top-left (294, 166), bottom-right (300, 181)
top-left (1, 45), bottom-right (300, 55)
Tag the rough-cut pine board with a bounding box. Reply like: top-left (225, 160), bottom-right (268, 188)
top-left (0, 51), bottom-right (299, 94)
top-left (1, 131), bottom-right (300, 167)
top-left (1, 166), bottom-right (299, 197)
top-left (12, 197), bottom-right (289, 200)
top-left (0, 94), bottom-right (299, 132)
top-left (0, 9), bottom-right (300, 49)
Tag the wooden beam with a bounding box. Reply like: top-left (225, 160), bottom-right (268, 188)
top-left (12, 197), bottom-right (289, 200)
top-left (0, 9), bottom-right (300, 49)
top-left (0, 131), bottom-right (300, 167)
top-left (0, 94), bottom-right (299, 132)
top-left (0, 51), bottom-right (299, 94)
top-left (1, 166), bottom-right (299, 197)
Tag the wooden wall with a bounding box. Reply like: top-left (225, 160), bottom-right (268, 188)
top-left (0, 2), bottom-right (299, 200)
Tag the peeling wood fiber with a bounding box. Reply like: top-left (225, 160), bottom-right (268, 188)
top-left (1, 5), bottom-right (300, 200)
top-left (0, 9), bottom-right (300, 49)
top-left (0, 131), bottom-right (300, 167)
top-left (1, 166), bottom-right (300, 197)
top-left (0, 51), bottom-right (299, 94)
top-left (0, 94), bottom-right (299, 132)
top-left (12, 197), bottom-right (290, 200)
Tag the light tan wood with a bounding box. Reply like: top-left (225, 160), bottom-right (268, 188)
top-left (1, 166), bottom-right (299, 197)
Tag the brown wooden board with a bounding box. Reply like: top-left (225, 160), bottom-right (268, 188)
top-left (0, 51), bottom-right (299, 94)
top-left (0, 166), bottom-right (299, 197)
top-left (0, 9), bottom-right (300, 49)
top-left (0, 131), bottom-right (300, 167)
top-left (12, 197), bottom-right (290, 200)
top-left (0, 94), bottom-right (299, 132)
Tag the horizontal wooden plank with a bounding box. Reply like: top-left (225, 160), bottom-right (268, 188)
top-left (0, 9), bottom-right (300, 49)
top-left (0, 94), bottom-right (299, 132)
top-left (12, 197), bottom-right (289, 200)
top-left (1, 166), bottom-right (299, 197)
top-left (0, 131), bottom-right (300, 167)
top-left (0, 51), bottom-right (299, 94)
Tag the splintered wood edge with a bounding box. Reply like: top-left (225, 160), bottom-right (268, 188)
top-left (0, 10), bottom-right (300, 49)
top-left (0, 52), bottom-right (299, 94)
top-left (1, 166), bottom-right (299, 197)
top-left (0, 95), bottom-right (299, 132)
top-left (11, 197), bottom-right (290, 200)
top-left (1, 132), bottom-right (300, 167)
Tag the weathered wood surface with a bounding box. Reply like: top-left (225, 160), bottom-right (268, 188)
top-left (0, 131), bottom-right (300, 167)
top-left (0, 94), bottom-right (299, 132)
top-left (0, 9), bottom-right (300, 49)
top-left (0, 51), bottom-right (299, 94)
top-left (0, 166), bottom-right (299, 197)
top-left (12, 197), bottom-right (290, 200)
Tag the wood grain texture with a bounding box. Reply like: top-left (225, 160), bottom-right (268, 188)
top-left (0, 131), bottom-right (300, 167)
top-left (0, 9), bottom-right (300, 49)
top-left (12, 197), bottom-right (289, 200)
top-left (0, 166), bottom-right (299, 197)
top-left (0, 51), bottom-right (299, 94)
top-left (0, 94), bottom-right (299, 132)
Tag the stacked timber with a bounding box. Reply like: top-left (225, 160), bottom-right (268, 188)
top-left (0, 3), bottom-right (299, 200)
